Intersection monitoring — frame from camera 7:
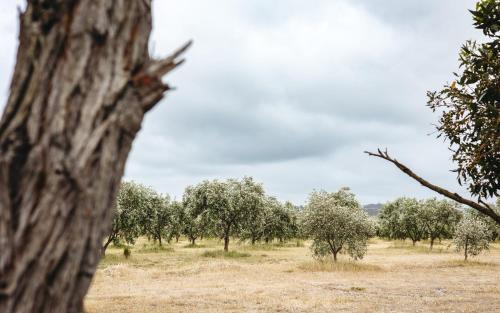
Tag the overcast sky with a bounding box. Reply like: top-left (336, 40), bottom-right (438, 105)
top-left (0, 0), bottom-right (481, 205)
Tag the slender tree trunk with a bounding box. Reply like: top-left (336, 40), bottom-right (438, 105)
top-left (224, 235), bottom-right (230, 252)
top-left (158, 236), bottom-right (162, 247)
top-left (0, 1), bottom-right (189, 312)
top-left (333, 251), bottom-right (338, 262)
top-left (175, 235), bottom-right (180, 243)
top-left (464, 239), bottom-right (468, 261)
top-left (412, 240), bottom-right (417, 246)
top-left (430, 238), bottom-right (435, 250)
top-left (101, 236), bottom-right (114, 256)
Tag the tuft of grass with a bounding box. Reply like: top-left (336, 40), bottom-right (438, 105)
top-left (350, 286), bottom-right (366, 292)
top-left (240, 241), bottom-right (304, 251)
top-left (298, 260), bottom-right (383, 272)
top-left (183, 243), bottom-right (207, 249)
top-left (295, 240), bottom-right (305, 247)
top-left (137, 244), bottom-right (174, 253)
top-left (101, 254), bottom-right (123, 263)
top-left (439, 259), bottom-right (498, 268)
top-left (388, 241), bottom-right (453, 254)
top-left (240, 244), bottom-right (279, 251)
top-left (201, 250), bottom-right (251, 258)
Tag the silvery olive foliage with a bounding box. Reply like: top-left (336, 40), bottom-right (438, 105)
top-left (135, 185), bottom-right (172, 246)
top-left (239, 197), bottom-right (300, 245)
top-left (104, 181), bottom-right (177, 252)
top-left (182, 184), bottom-right (213, 245)
top-left (211, 177), bottom-right (265, 251)
top-left (467, 199), bottom-right (500, 241)
top-left (168, 201), bottom-right (186, 243)
top-left (150, 192), bottom-right (172, 246)
top-left (302, 188), bottom-right (374, 261)
top-left (378, 197), bottom-right (426, 245)
top-left (183, 177), bottom-right (266, 250)
top-left (419, 199), bottom-right (462, 248)
top-left (102, 181), bottom-right (143, 254)
top-left (453, 211), bottom-right (493, 260)
top-left (261, 198), bottom-right (300, 244)
top-left (239, 199), bottom-right (266, 245)
top-left (378, 198), bottom-right (462, 247)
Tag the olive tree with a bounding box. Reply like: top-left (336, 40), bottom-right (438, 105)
top-left (366, 1), bottom-right (500, 224)
top-left (186, 177), bottom-right (265, 251)
top-left (379, 198), bottom-right (426, 245)
top-left (239, 204), bottom-right (266, 245)
top-left (182, 184), bottom-right (214, 245)
top-left (454, 212), bottom-right (493, 260)
top-left (302, 188), bottom-right (374, 262)
top-left (136, 186), bottom-right (158, 242)
top-left (0, 1), bottom-right (190, 310)
top-left (467, 200), bottom-right (500, 241)
top-left (213, 177), bottom-right (265, 251)
top-left (101, 181), bottom-right (142, 255)
top-left (149, 193), bottom-right (172, 246)
top-left (261, 197), bottom-right (298, 244)
top-left (168, 201), bottom-right (186, 243)
top-left (419, 199), bottom-right (462, 249)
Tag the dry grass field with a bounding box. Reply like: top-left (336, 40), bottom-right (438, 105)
top-left (85, 238), bottom-right (500, 313)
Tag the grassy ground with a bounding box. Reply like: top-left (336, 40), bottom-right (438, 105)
top-left (85, 238), bottom-right (500, 313)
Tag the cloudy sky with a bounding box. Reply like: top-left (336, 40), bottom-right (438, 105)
top-left (0, 0), bottom-right (481, 205)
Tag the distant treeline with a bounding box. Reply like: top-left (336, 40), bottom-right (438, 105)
top-left (104, 178), bottom-right (499, 261)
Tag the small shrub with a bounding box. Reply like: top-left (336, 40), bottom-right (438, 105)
top-left (350, 287), bottom-right (366, 292)
top-left (123, 247), bottom-right (131, 259)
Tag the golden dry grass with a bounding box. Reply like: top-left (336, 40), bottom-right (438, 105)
top-left (85, 238), bottom-right (500, 313)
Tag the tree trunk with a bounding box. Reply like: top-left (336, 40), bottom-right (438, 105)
top-left (464, 239), bottom-right (468, 261)
top-left (101, 236), bottom-right (114, 257)
top-left (412, 240), bottom-right (416, 246)
top-left (0, 1), bottom-right (189, 312)
top-left (224, 235), bottom-right (230, 252)
top-left (333, 251), bottom-right (338, 262)
top-left (430, 238), bottom-right (435, 250)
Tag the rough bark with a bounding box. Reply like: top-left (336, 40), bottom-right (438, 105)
top-left (0, 1), bottom-right (190, 312)
top-left (365, 149), bottom-right (500, 224)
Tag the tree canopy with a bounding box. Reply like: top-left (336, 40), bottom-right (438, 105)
top-left (302, 188), bottom-right (373, 262)
top-left (454, 211), bottom-right (493, 260)
top-left (427, 0), bottom-right (500, 199)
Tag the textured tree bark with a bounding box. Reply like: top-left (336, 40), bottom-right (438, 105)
top-left (0, 1), bottom-right (190, 312)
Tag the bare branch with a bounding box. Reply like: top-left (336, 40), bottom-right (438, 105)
top-left (364, 149), bottom-right (500, 224)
